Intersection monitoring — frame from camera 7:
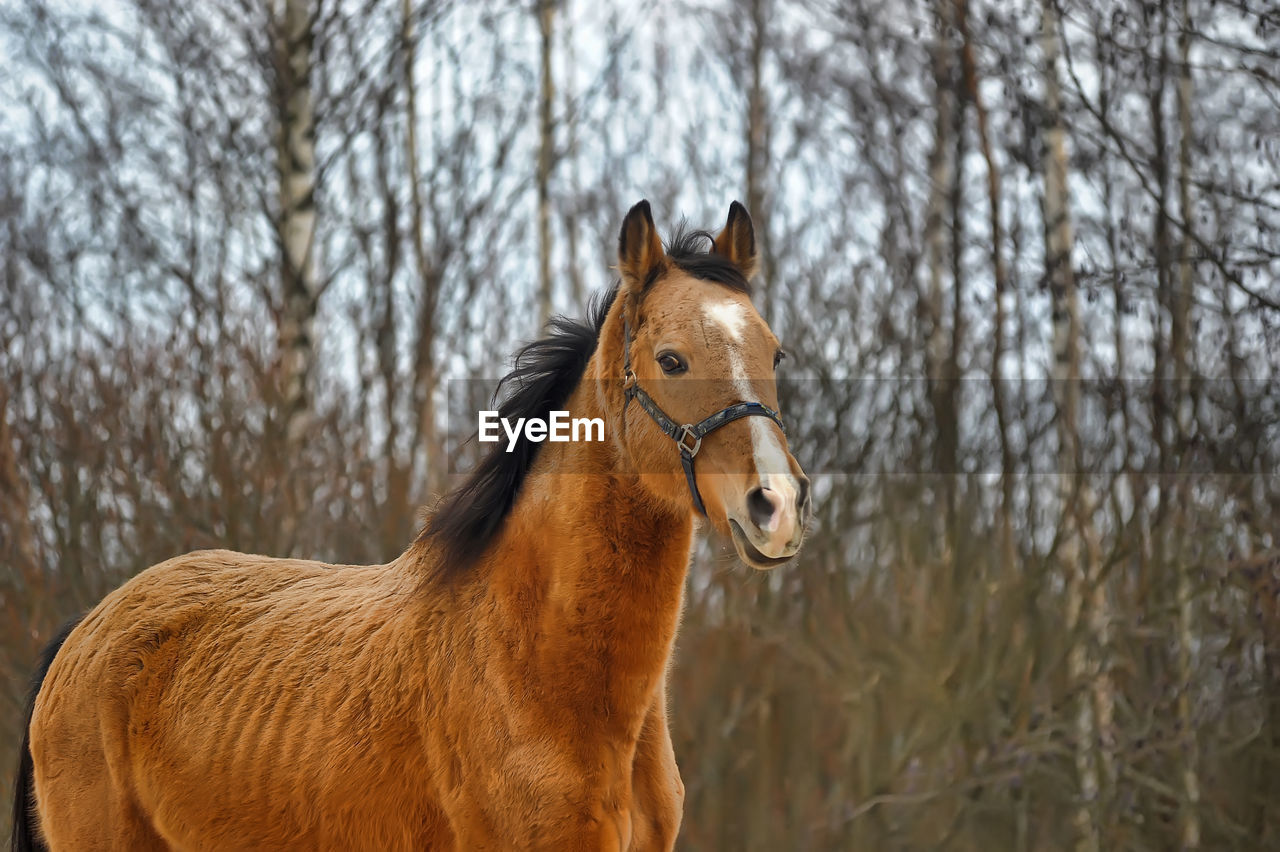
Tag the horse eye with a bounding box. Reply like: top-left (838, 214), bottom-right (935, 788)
top-left (774, 349), bottom-right (786, 369)
top-left (657, 353), bottom-right (686, 375)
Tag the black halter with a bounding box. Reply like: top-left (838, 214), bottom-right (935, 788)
top-left (621, 310), bottom-right (786, 516)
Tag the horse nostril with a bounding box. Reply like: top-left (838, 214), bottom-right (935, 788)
top-left (797, 475), bottom-right (811, 514)
top-left (747, 487), bottom-right (777, 531)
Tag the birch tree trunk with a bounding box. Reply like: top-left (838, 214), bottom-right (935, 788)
top-left (1041, 1), bottom-right (1112, 846)
top-left (745, 0), bottom-right (772, 305)
top-left (402, 0), bottom-right (445, 507)
top-left (270, 0), bottom-right (319, 555)
top-left (274, 0), bottom-right (318, 450)
top-left (562, 0), bottom-right (584, 310)
top-left (924, 0), bottom-right (957, 556)
top-left (536, 0), bottom-right (555, 331)
top-left (374, 124), bottom-right (405, 559)
top-left (957, 0), bottom-right (1014, 575)
top-left (1173, 0), bottom-right (1201, 842)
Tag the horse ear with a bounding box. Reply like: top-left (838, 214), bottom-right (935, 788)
top-left (712, 201), bottom-right (758, 280)
top-left (618, 200), bottom-right (666, 288)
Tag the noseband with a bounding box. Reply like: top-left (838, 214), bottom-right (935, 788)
top-left (621, 310), bottom-right (786, 516)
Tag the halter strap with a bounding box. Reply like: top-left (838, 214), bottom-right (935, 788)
top-left (621, 310), bottom-right (786, 516)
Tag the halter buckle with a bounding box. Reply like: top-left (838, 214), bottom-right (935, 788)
top-left (676, 425), bottom-right (701, 457)
top-left (622, 369), bottom-right (636, 390)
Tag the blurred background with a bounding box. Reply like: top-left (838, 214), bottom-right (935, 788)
top-left (2, 0), bottom-right (1279, 848)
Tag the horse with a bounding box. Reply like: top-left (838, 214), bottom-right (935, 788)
top-left (10, 200), bottom-right (811, 851)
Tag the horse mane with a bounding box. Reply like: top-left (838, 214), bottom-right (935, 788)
top-left (420, 221), bottom-right (751, 581)
top-left (661, 223), bottom-right (752, 296)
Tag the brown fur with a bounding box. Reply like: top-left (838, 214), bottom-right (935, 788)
top-left (23, 202), bottom-right (806, 850)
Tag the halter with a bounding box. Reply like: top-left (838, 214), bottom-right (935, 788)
top-left (621, 309), bottom-right (786, 516)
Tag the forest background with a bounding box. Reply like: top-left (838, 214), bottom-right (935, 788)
top-left (2, 0), bottom-right (1279, 848)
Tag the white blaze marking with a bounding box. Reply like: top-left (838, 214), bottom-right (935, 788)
top-left (704, 299), bottom-right (747, 343)
top-left (713, 307), bottom-right (799, 534)
top-left (751, 418), bottom-right (798, 518)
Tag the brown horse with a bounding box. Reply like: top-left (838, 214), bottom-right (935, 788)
top-left (11, 200), bottom-right (810, 851)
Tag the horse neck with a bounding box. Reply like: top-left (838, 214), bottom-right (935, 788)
top-left (482, 365), bottom-right (694, 723)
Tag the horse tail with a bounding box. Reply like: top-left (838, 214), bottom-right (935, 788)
top-left (11, 615), bottom-right (82, 852)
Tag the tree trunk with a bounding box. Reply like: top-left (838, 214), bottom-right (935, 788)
top-left (957, 0), bottom-right (1014, 577)
top-left (1041, 1), bottom-right (1111, 846)
top-left (745, 0), bottom-right (772, 309)
top-left (402, 0), bottom-right (445, 511)
top-left (562, 0), bottom-right (584, 310)
top-left (0, 377), bottom-right (41, 667)
top-left (275, 0), bottom-right (318, 449)
top-left (1173, 0), bottom-right (1201, 842)
top-left (925, 0), bottom-right (958, 554)
top-left (536, 0), bottom-right (555, 331)
top-left (271, 0), bottom-right (318, 555)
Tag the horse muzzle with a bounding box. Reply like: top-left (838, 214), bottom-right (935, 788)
top-left (727, 472), bottom-right (811, 569)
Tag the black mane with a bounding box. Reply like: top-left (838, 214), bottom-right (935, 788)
top-left (420, 222), bottom-right (750, 580)
top-left (661, 222), bottom-right (752, 296)
top-left (418, 284), bottom-right (616, 578)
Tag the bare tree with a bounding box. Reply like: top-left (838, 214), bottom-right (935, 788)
top-left (536, 0), bottom-right (556, 329)
top-left (1173, 0), bottom-right (1201, 843)
top-left (1040, 0), bottom-right (1111, 846)
top-left (4, 0), bottom-right (1280, 846)
top-left (273, 0), bottom-right (320, 449)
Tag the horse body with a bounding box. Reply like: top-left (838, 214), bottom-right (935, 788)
top-left (29, 387), bottom-right (691, 851)
top-left (16, 200), bottom-right (807, 850)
